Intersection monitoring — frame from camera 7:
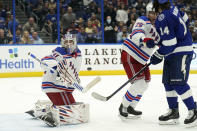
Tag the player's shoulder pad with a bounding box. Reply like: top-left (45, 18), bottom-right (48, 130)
top-left (54, 47), bottom-right (68, 55)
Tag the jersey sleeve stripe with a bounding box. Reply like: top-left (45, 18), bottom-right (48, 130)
top-left (166, 45), bottom-right (193, 56)
top-left (162, 37), bottom-right (177, 46)
top-left (182, 13), bottom-right (189, 23)
top-left (124, 39), bottom-right (150, 61)
top-left (42, 82), bottom-right (74, 92)
top-left (146, 21), bottom-right (151, 24)
top-left (41, 56), bottom-right (55, 61)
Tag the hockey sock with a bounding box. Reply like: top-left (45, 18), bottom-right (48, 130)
top-left (122, 79), bottom-right (147, 108)
top-left (164, 84), bottom-right (178, 109)
top-left (173, 83), bottom-right (196, 110)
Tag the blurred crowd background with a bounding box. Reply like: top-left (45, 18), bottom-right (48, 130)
top-left (0, 0), bottom-right (196, 44)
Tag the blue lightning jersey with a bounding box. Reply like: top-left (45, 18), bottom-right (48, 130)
top-left (155, 6), bottom-right (193, 58)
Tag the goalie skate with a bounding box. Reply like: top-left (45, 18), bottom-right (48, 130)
top-left (39, 112), bottom-right (58, 127)
top-left (159, 108), bottom-right (180, 125)
top-left (25, 110), bottom-right (35, 118)
top-left (118, 104), bottom-right (142, 121)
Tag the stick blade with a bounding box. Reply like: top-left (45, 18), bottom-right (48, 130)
top-left (86, 76), bottom-right (101, 90)
top-left (91, 92), bottom-right (107, 101)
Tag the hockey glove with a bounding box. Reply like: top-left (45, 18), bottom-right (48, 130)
top-left (150, 50), bottom-right (164, 65)
top-left (143, 38), bottom-right (155, 48)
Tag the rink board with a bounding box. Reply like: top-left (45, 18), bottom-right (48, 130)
top-left (0, 44), bottom-right (197, 78)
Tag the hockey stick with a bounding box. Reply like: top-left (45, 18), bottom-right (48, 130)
top-left (28, 52), bottom-right (101, 93)
top-left (91, 63), bottom-right (151, 101)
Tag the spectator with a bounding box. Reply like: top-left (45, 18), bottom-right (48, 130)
top-left (193, 20), bottom-right (197, 42)
top-left (116, 21), bottom-right (125, 33)
top-left (67, 22), bottom-right (79, 35)
top-left (117, 26), bottom-right (129, 43)
top-left (23, 17), bottom-right (38, 34)
top-left (104, 2), bottom-right (116, 22)
top-left (7, 14), bottom-right (19, 35)
top-left (15, 28), bottom-right (22, 44)
top-left (25, 0), bottom-right (40, 17)
top-left (77, 17), bottom-right (85, 29)
top-left (86, 26), bottom-right (101, 43)
top-left (0, 13), bottom-right (5, 29)
top-left (21, 31), bottom-right (32, 44)
top-left (31, 31), bottom-right (44, 44)
top-left (48, 0), bottom-right (56, 10)
top-left (0, 29), bottom-right (12, 44)
top-left (133, 0), bottom-right (146, 11)
top-left (87, 1), bottom-right (98, 14)
top-left (77, 27), bottom-right (88, 43)
top-left (39, 1), bottom-right (50, 29)
top-left (85, 20), bottom-right (93, 34)
top-left (89, 13), bottom-right (101, 28)
top-left (116, 3), bottom-right (128, 24)
top-left (61, 6), bottom-right (76, 33)
top-left (127, 13), bottom-right (137, 31)
top-left (104, 16), bottom-right (117, 43)
top-left (42, 9), bottom-right (57, 36)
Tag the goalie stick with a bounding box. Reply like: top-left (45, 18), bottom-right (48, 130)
top-left (91, 63), bottom-right (151, 101)
top-left (28, 52), bottom-right (101, 93)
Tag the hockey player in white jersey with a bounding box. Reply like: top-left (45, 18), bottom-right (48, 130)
top-left (119, 2), bottom-right (160, 120)
top-left (26, 34), bottom-right (90, 127)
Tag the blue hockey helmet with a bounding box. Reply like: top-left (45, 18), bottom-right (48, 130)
top-left (158, 0), bottom-right (168, 4)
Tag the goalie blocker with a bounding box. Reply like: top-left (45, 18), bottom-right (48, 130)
top-left (25, 100), bottom-right (89, 126)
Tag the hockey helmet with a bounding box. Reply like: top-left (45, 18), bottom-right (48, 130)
top-left (61, 33), bottom-right (77, 53)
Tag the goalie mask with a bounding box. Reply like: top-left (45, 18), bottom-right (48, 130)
top-left (61, 34), bottom-right (77, 53)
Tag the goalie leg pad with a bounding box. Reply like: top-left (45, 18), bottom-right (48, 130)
top-left (56, 102), bottom-right (90, 125)
top-left (43, 102), bottom-right (89, 126)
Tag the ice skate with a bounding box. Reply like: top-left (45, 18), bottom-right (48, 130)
top-left (39, 112), bottom-right (57, 127)
top-left (118, 104), bottom-right (142, 121)
top-left (127, 105), bottom-right (142, 119)
top-left (118, 104), bottom-right (128, 121)
top-left (25, 110), bottom-right (35, 118)
top-left (159, 108), bottom-right (179, 125)
top-left (184, 108), bottom-right (197, 128)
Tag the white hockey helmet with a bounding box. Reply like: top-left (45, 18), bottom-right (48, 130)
top-left (61, 33), bottom-right (77, 53)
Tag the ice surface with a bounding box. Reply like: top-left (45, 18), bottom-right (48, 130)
top-left (0, 74), bottom-right (197, 131)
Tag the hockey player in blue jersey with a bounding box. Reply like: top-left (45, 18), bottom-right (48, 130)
top-left (151, 0), bottom-right (197, 127)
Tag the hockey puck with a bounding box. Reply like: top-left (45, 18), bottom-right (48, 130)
top-left (87, 67), bottom-right (92, 71)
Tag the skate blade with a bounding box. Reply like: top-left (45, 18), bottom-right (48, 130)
top-left (118, 114), bottom-right (127, 121)
top-left (118, 114), bottom-right (141, 121)
top-left (159, 119), bottom-right (179, 125)
top-left (185, 119), bottom-right (197, 128)
top-left (127, 114), bottom-right (141, 119)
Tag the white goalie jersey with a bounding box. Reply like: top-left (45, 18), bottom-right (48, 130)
top-left (41, 47), bottom-right (82, 93)
top-left (122, 16), bottom-right (160, 65)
